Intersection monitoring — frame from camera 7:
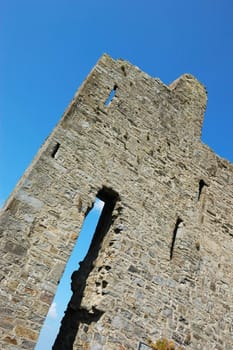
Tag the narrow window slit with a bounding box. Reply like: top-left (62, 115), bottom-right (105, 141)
top-left (170, 217), bottom-right (183, 260)
top-left (198, 179), bottom-right (207, 201)
top-left (51, 142), bottom-right (60, 158)
top-left (104, 85), bottom-right (117, 106)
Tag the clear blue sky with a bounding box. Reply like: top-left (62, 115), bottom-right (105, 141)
top-left (1, 1), bottom-right (233, 206)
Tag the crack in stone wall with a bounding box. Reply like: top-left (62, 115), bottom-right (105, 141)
top-left (53, 187), bottom-right (119, 350)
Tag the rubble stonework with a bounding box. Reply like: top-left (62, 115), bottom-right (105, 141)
top-left (0, 54), bottom-right (233, 349)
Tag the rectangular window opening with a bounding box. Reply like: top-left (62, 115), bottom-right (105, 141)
top-left (170, 217), bottom-right (183, 260)
top-left (51, 142), bottom-right (60, 158)
top-left (104, 85), bottom-right (117, 106)
top-left (198, 179), bottom-right (208, 201)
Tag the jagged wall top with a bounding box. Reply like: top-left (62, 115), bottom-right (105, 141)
top-left (75, 54), bottom-right (207, 138)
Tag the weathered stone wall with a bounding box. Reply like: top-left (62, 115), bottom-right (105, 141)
top-left (0, 54), bottom-right (232, 350)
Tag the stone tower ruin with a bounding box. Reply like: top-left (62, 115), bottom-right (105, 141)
top-left (0, 54), bottom-right (233, 350)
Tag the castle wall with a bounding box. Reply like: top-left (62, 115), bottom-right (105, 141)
top-left (0, 54), bottom-right (232, 350)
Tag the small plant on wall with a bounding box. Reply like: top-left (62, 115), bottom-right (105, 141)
top-left (147, 338), bottom-right (183, 350)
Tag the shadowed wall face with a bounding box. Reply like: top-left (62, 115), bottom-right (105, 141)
top-left (0, 54), bottom-right (232, 350)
